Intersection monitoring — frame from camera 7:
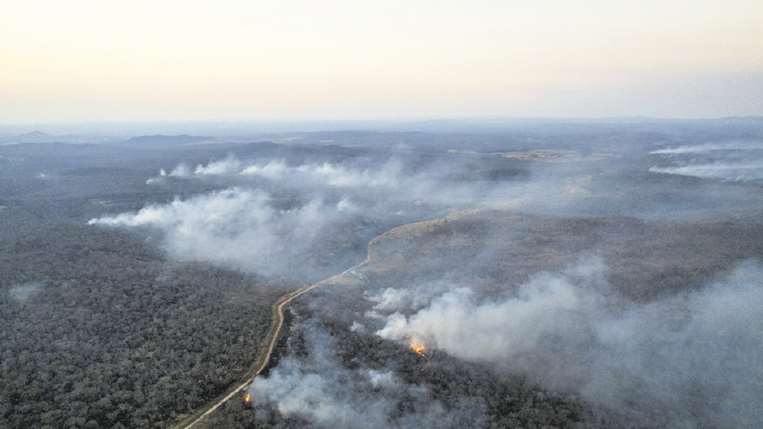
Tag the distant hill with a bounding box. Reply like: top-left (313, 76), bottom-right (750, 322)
top-left (0, 130), bottom-right (54, 144)
top-left (19, 130), bottom-right (50, 139)
top-left (0, 131), bottom-right (118, 145)
top-left (123, 134), bottom-right (212, 145)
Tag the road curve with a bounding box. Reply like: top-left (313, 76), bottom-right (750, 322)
top-left (173, 261), bottom-right (367, 429)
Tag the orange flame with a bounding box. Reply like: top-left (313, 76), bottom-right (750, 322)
top-left (242, 391), bottom-right (253, 408)
top-left (409, 338), bottom-right (427, 357)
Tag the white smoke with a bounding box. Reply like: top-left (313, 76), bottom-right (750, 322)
top-left (366, 281), bottom-right (457, 313)
top-left (8, 281), bottom-right (45, 303)
top-left (650, 141), bottom-right (763, 155)
top-left (171, 156), bottom-right (406, 190)
top-left (375, 258), bottom-right (763, 427)
top-left (252, 323), bottom-right (483, 429)
top-left (157, 156), bottom-right (405, 189)
top-left (649, 141), bottom-right (763, 182)
top-left (239, 159), bottom-right (290, 180)
top-left (102, 154), bottom-right (610, 281)
top-left (169, 163), bottom-right (192, 177)
top-left (155, 155), bottom-right (241, 178)
top-left (349, 321), bottom-right (367, 333)
top-left (150, 155), bottom-right (534, 207)
top-left (376, 258), bottom-right (608, 365)
top-left (88, 187), bottom-right (355, 277)
top-left (649, 163), bottom-right (763, 182)
top-left (193, 154), bottom-right (241, 176)
top-left (243, 160), bottom-right (404, 189)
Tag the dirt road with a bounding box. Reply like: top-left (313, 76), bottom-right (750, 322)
top-left (173, 262), bottom-right (367, 429)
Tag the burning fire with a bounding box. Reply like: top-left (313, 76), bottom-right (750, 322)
top-left (242, 391), bottom-right (253, 408)
top-left (409, 338), bottom-right (427, 357)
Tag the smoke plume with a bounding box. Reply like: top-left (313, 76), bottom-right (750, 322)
top-left (88, 187), bottom-right (357, 278)
top-left (251, 321), bottom-right (485, 429)
top-left (375, 258), bottom-right (763, 427)
top-left (650, 141), bottom-right (763, 182)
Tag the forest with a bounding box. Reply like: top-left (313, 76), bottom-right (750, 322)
top-left (2, 121), bottom-right (763, 428)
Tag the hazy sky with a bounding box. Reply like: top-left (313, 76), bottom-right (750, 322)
top-left (1, 0), bottom-right (762, 122)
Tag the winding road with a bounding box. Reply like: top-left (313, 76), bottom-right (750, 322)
top-left (172, 261), bottom-right (367, 429)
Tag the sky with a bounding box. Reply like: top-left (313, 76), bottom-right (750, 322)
top-left (1, 0), bottom-right (762, 123)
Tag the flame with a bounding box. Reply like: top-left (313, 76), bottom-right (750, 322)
top-left (409, 338), bottom-right (427, 357)
top-left (242, 391), bottom-right (253, 408)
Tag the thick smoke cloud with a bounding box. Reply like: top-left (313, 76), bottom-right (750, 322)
top-left (89, 188), bottom-right (357, 277)
top-left (251, 321), bottom-right (484, 429)
top-left (97, 154), bottom-right (485, 279)
top-left (376, 257), bottom-right (609, 372)
top-left (375, 258), bottom-right (763, 427)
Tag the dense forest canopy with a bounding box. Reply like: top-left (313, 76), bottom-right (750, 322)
top-left (2, 122), bottom-right (763, 428)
